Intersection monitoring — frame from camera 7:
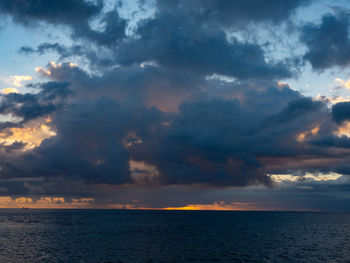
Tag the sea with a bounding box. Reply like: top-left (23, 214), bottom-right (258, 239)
top-left (0, 209), bottom-right (349, 263)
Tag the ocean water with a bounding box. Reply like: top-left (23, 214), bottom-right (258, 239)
top-left (0, 210), bottom-right (349, 263)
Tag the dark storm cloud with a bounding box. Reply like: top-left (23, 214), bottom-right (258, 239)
top-left (0, 81), bottom-right (70, 122)
top-left (310, 134), bottom-right (350, 148)
top-left (0, 97), bottom-right (166, 185)
top-left (264, 98), bottom-right (325, 125)
top-left (301, 13), bottom-right (350, 70)
top-left (0, 121), bottom-right (19, 130)
top-left (72, 10), bottom-right (127, 46)
top-left (117, 5), bottom-right (293, 80)
top-left (0, 0), bottom-right (102, 25)
top-left (3, 0), bottom-right (302, 79)
top-left (127, 98), bottom-right (272, 187)
top-left (0, 0), bottom-right (127, 46)
top-left (0, 59), bottom-right (312, 187)
top-left (332, 102), bottom-right (350, 123)
top-left (251, 98), bottom-right (328, 157)
top-left (157, 0), bottom-right (312, 27)
top-left (37, 61), bottom-right (345, 186)
top-left (0, 61), bottom-right (342, 189)
top-left (4, 141), bottom-right (26, 151)
top-left (9, 0), bottom-right (301, 79)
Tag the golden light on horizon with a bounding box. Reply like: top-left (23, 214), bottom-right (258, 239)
top-left (163, 202), bottom-right (258, 211)
top-left (0, 196), bottom-right (94, 209)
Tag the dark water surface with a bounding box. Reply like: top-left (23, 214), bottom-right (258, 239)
top-left (0, 210), bottom-right (349, 262)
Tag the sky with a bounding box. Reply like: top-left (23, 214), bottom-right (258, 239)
top-left (0, 0), bottom-right (350, 211)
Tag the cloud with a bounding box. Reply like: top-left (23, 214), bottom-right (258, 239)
top-left (2, 75), bottom-right (32, 87)
top-left (334, 78), bottom-right (350, 90)
top-left (12, 1), bottom-right (300, 79)
top-left (1, 88), bottom-right (19, 94)
top-left (0, 61), bottom-right (344, 191)
top-left (332, 102), bottom-right (350, 123)
top-left (116, 6), bottom-right (293, 80)
top-left (0, 0), bottom-right (102, 25)
top-left (20, 43), bottom-right (84, 59)
top-left (0, 118), bottom-right (56, 150)
top-left (269, 172), bottom-right (343, 183)
top-left (0, 81), bottom-right (70, 122)
top-left (301, 13), bottom-right (350, 70)
top-left (72, 10), bottom-right (127, 46)
top-left (0, 0), bottom-right (127, 46)
top-left (0, 78), bottom-right (306, 187)
top-left (0, 97), bottom-right (165, 185)
top-left (334, 121), bottom-right (350, 137)
top-left (1, 0), bottom-right (350, 211)
top-left (157, 0), bottom-right (312, 27)
top-left (316, 94), bottom-right (350, 105)
top-left (0, 196), bottom-right (94, 208)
